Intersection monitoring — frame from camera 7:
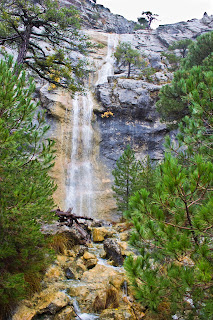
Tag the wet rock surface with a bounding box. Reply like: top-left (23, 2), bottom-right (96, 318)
top-left (12, 222), bottom-right (144, 320)
top-left (104, 239), bottom-right (124, 267)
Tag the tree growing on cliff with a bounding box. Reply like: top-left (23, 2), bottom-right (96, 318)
top-left (168, 39), bottom-right (193, 58)
top-left (112, 145), bottom-right (141, 213)
top-left (156, 31), bottom-right (213, 123)
top-left (112, 147), bottom-right (156, 215)
top-left (138, 11), bottom-right (159, 29)
top-left (182, 31), bottom-right (213, 69)
top-left (0, 0), bottom-right (90, 93)
top-left (124, 35), bottom-right (213, 318)
top-left (114, 42), bottom-right (143, 78)
top-left (135, 17), bottom-right (149, 30)
top-left (0, 56), bottom-right (56, 317)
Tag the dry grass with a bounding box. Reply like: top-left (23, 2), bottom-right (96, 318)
top-left (93, 295), bottom-right (105, 312)
top-left (105, 287), bottom-right (119, 309)
top-left (93, 287), bottom-right (120, 313)
top-left (24, 272), bottom-right (42, 296)
top-left (48, 233), bottom-right (74, 254)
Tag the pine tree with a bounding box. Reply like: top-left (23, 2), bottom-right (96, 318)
top-left (168, 39), bottom-right (193, 58)
top-left (124, 38), bottom-right (213, 318)
top-left (139, 11), bottom-right (159, 29)
top-left (182, 31), bottom-right (213, 69)
top-left (125, 152), bottom-right (213, 319)
top-left (156, 31), bottom-right (213, 123)
top-left (0, 56), bottom-right (56, 317)
top-left (112, 145), bottom-right (140, 213)
top-left (0, 0), bottom-right (90, 93)
top-left (114, 42), bottom-right (143, 78)
top-left (174, 67), bottom-right (213, 160)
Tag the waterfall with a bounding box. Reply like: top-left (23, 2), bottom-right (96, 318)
top-left (96, 33), bottom-right (119, 85)
top-left (66, 33), bottom-right (119, 217)
top-left (65, 92), bottom-right (94, 217)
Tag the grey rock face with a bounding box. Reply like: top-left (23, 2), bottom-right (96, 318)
top-left (61, 0), bottom-right (135, 33)
top-left (156, 15), bottom-right (213, 47)
top-left (37, 4), bottom-right (213, 220)
top-left (95, 77), bottom-right (168, 166)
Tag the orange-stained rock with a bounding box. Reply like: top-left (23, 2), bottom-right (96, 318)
top-left (92, 227), bottom-right (109, 242)
top-left (36, 290), bottom-right (70, 314)
top-left (83, 251), bottom-right (97, 260)
top-left (99, 307), bottom-right (135, 319)
top-left (53, 306), bottom-right (75, 320)
top-left (44, 265), bottom-right (65, 282)
top-left (12, 306), bottom-right (36, 320)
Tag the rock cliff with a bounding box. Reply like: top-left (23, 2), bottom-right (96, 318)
top-left (39, 2), bottom-right (213, 220)
top-left (61, 0), bottom-right (136, 33)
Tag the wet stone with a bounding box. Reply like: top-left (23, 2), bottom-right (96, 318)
top-left (64, 267), bottom-right (76, 280)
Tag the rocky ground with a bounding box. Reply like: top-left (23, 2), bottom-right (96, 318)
top-left (12, 221), bottom-right (148, 320)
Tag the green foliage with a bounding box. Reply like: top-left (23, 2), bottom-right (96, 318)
top-left (0, 0), bottom-right (90, 94)
top-left (168, 39), bottom-right (193, 58)
top-left (157, 31), bottom-right (213, 123)
top-left (175, 68), bottom-right (213, 160)
top-left (138, 66), bottom-right (158, 82)
top-left (114, 42), bottom-right (143, 78)
top-left (124, 34), bottom-right (213, 318)
top-left (136, 17), bottom-right (148, 29)
top-left (112, 147), bottom-right (156, 216)
top-left (134, 23), bottom-right (146, 31)
top-left (112, 145), bottom-right (140, 213)
top-left (0, 56), bottom-right (56, 317)
top-left (161, 51), bottom-right (181, 71)
top-left (125, 151), bottom-right (213, 319)
top-left (138, 11), bottom-right (159, 29)
top-left (183, 31), bottom-right (213, 68)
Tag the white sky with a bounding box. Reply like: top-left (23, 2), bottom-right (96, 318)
top-left (96, 0), bottom-right (213, 28)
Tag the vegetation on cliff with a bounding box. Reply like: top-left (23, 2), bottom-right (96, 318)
top-left (0, 0), bottom-right (90, 94)
top-left (0, 56), bottom-right (56, 318)
top-left (112, 149), bottom-right (156, 214)
top-left (157, 31), bottom-right (213, 123)
top-left (137, 11), bottom-right (159, 29)
top-left (112, 145), bottom-right (141, 213)
top-left (114, 42), bottom-right (143, 78)
top-left (118, 31), bottom-right (213, 319)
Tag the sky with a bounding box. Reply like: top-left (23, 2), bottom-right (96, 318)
top-left (96, 0), bottom-right (213, 28)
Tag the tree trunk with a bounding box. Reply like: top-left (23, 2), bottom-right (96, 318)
top-left (127, 62), bottom-right (131, 78)
top-left (16, 24), bottom-right (32, 66)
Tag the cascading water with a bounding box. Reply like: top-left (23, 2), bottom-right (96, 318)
top-left (65, 92), bottom-right (94, 217)
top-left (96, 33), bottom-right (119, 85)
top-left (66, 33), bottom-right (119, 217)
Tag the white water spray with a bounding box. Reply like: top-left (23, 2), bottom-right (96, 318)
top-left (66, 33), bottom-right (119, 217)
top-left (96, 33), bottom-right (119, 85)
top-left (65, 92), bottom-right (94, 217)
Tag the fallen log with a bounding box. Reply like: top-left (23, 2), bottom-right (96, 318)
top-left (52, 208), bottom-right (93, 244)
top-left (53, 208), bottom-right (93, 226)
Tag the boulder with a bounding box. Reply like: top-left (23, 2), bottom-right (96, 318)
top-left (64, 267), bottom-right (76, 280)
top-left (92, 227), bottom-right (111, 242)
top-left (68, 264), bottom-right (126, 313)
top-left (12, 306), bottom-right (37, 320)
top-left (36, 291), bottom-right (71, 315)
top-left (83, 251), bottom-right (98, 269)
top-left (119, 232), bottom-right (129, 242)
top-left (104, 239), bottom-right (124, 266)
top-left (53, 307), bottom-right (75, 320)
top-left (44, 265), bottom-right (65, 282)
top-left (99, 307), bottom-right (134, 320)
